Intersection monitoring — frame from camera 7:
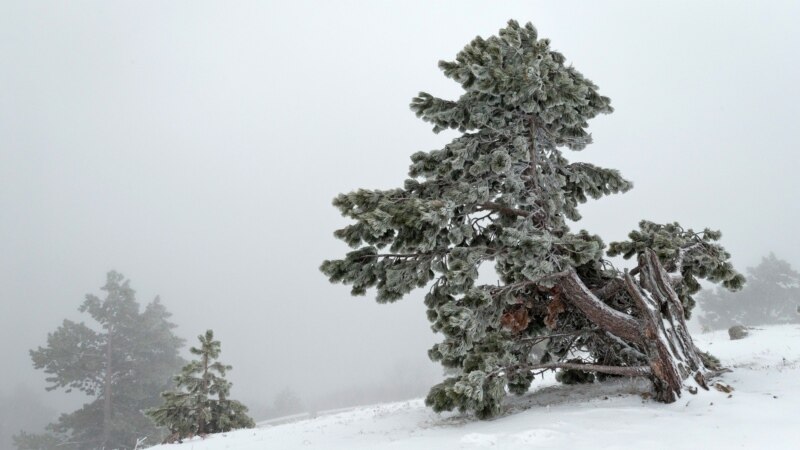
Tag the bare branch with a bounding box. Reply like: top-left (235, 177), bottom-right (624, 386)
top-left (513, 328), bottom-right (598, 345)
top-left (497, 361), bottom-right (651, 378)
top-left (591, 278), bottom-right (626, 300)
top-left (557, 269), bottom-right (643, 343)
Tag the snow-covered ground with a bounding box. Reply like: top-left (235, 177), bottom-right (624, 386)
top-left (153, 325), bottom-right (800, 449)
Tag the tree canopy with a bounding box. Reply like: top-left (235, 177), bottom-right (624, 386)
top-left (700, 253), bottom-right (800, 329)
top-left (322, 20), bottom-right (743, 418)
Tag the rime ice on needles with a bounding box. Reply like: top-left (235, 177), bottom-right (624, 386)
top-left (147, 330), bottom-right (254, 443)
top-left (321, 20), bottom-right (744, 419)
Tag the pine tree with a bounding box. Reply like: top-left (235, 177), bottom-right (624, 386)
top-left (1, 386), bottom-right (55, 450)
top-left (11, 431), bottom-right (61, 450)
top-left (272, 388), bottom-right (304, 417)
top-left (147, 330), bottom-right (254, 443)
top-left (16, 271), bottom-right (185, 449)
top-left (321, 20), bottom-right (745, 418)
top-left (700, 253), bottom-right (800, 329)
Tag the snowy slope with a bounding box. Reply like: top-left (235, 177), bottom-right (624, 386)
top-left (152, 325), bottom-right (800, 450)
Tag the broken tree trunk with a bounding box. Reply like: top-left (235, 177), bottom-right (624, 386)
top-left (557, 248), bottom-right (709, 402)
top-left (631, 249), bottom-right (708, 400)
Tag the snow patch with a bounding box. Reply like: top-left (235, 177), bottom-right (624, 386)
top-left (151, 324), bottom-right (800, 450)
top-left (460, 432), bottom-right (498, 446)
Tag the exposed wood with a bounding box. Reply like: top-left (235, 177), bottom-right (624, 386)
top-left (625, 249), bottom-right (708, 402)
top-left (623, 271), bottom-right (683, 402)
top-left (558, 269), bottom-right (643, 343)
top-left (589, 266), bottom-right (682, 301)
top-left (639, 249), bottom-right (707, 386)
top-left (591, 277), bottom-right (626, 300)
top-left (553, 249), bottom-right (711, 403)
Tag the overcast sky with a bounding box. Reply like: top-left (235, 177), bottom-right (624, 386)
top-left (2, 0), bottom-right (799, 417)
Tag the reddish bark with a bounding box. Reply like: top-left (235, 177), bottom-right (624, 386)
top-left (556, 248), bottom-right (709, 402)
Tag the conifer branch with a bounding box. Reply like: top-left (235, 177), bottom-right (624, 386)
top-left (476, 202), bottom-right (528, 217)
top-left (487, 271), bottom-right (570, 297)
top-left (356, 252), bottom-right (443, 260)
top-left (476, 202), bottom-right (545, 221)
top-left (513, 328), bottom-right (599, 344)
top-left (493, 361), bottom-right (651, 378)
top-left (528, 116), bottom-right (538, 189)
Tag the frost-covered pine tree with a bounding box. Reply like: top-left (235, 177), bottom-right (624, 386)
top-left (147, 330), bottom-right (254, 442)
top-left (321, 20), bottom-right (745, 418)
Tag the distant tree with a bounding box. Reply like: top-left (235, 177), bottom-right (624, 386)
top-left (16, 271), bottom-right (185, 450)
top-left (700, 253), bottom-right (800, 329)
top-left (11, 431), bottom-right (61, 450)
top-left (321, 20), bottom-right (744, 418)
top-left (272, 388), bottom-right (304, 417)
top-left (0, 386), bottom-right (55, 450)
top-left (147, 330), bottom-right (254, 443)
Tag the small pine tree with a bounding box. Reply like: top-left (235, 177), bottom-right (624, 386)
top-left (147, 330), bottom-right (254, 442)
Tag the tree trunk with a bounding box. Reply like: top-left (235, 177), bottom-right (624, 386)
top-left (198, 352), bottom-right (208, 435)
top-left (629, 249), bottom-right (708, 400)
top-left (557, 248), bottom-right (709, 402)
top-left (102, 329), bottom-right (112, 447)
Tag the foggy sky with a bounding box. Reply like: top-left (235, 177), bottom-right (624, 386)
top-left (2, 0), bottom-right (799, 417)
